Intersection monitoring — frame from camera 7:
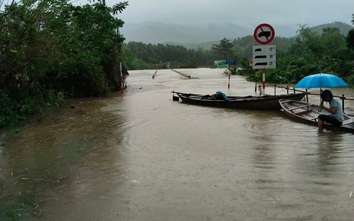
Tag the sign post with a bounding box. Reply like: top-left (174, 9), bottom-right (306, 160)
top-left (225, 60), bottom-right (235, 90)
top-left (228, 74), bottom-right (231, 89)
top-left (252, 23), bottom-right (276, 95)
top-left (120, 62), bottom-right (124, 94)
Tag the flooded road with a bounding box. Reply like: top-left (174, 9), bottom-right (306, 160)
top-left (1, 68), bottom-right (354, 221)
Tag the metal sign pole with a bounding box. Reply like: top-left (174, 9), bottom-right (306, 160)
top-left (252, 23), bottom-right (276, 96)
top-left (120, 62), bottom-right (124, 94)
top-left (255, 71), bottom-right (258, 93)
top-left (262, 69), bottom-right (266, 95)
top-left (228, 74), bottom-right (231, 89)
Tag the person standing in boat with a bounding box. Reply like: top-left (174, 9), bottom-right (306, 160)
top-left (317, 89), bottom-right (344, 132)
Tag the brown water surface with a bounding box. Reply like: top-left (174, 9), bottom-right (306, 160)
top-left (1, 68), bottom-right (354, 221)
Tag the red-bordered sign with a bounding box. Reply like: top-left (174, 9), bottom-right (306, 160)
top-left (253, 23), bottom-right (275, 45)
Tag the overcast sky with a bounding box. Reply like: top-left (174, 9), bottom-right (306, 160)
top-left (108, 0), bottom-right (353, 29)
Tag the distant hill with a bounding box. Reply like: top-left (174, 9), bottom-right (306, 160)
top-left (120, 22), bottom-right (246, 44)
top-left (120, 22), bottom-right (298, 44)
top-left (120, 21), bottom-right (353, 47)
top-left (310, 21), bottom-right (353, 35)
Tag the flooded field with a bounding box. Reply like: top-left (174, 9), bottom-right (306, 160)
top-left (1, 68), bottom-right (354, 221)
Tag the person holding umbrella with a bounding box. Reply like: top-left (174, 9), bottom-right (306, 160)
top-left (317, 89), bottom-right (344, 132)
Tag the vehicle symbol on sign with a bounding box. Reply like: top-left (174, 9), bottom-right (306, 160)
top-left (254, 23), bottom-right (275, 45)
top-left (258, 31), bottom-right (271, 38)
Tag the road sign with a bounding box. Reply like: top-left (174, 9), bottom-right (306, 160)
top-left (253, 23), bottom-right (275, 45)
top-left (252, 45), bottom-right (276, 69)
top-left (226, 59), bottom-right (235, 65)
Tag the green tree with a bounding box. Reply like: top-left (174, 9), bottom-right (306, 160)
top-left (212, 38), bottom-right (234, 60)
top-left (344, 13), bottom-right (354, 84)
top-left (48, 1), bottom-right (128, 96)
top-left (347, 29), bottom-right (354, 51)
top-left (123, 41), bottom-right (212, 69)
top-left (346, 14), bottom-right (354, 54)
top-left (0, 0), bottom-right (128, 127)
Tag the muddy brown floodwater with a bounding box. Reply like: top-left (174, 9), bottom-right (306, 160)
top-left (1, 68), bottom-right (354, 221)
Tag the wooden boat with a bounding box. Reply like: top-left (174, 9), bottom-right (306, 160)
top-left (279, 99), bottom-right (354, 133)
top-left (172, 91), bottom-right (306, 110)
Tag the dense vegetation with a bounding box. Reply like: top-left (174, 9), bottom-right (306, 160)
top-left (122, 42), bottom-right (215, 69)
top-left (0, 0), bottom-right (128, 127)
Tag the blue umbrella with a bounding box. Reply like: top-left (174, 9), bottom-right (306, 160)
top-left (294, 73), bottom-right (348, 89)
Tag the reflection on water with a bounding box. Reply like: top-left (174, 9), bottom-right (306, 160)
top-left (0, 98), bottom-right (128, 220)
top-left (1, 68), bottom-right (354, 220)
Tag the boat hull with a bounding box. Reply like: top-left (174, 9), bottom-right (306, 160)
top-left (279, 99), bottom-right (354, 133)
top-left (175, 92), bottom-right (306, 110)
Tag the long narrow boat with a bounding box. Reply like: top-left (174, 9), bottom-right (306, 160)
top-left (173, 91), bottom-right (306, 110)
top-left (279, 99), bottom-right (354, 133)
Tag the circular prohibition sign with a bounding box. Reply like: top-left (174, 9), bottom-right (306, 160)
top-left (253, 23), bottom-right (275, 45)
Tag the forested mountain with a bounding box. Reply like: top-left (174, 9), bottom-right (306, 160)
top-left (311, 22), bottom-right (353, 35)
top-left (120, 21), bottom-right (353, 47)
top-left (189, 21), bottom-right (353, 51)
top-left (120, 22), bottom-right (299, 44)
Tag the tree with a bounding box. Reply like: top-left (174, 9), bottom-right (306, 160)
top-left (0, 0), bottom-right (128, 127)
top-left (347, 29), bottom-right (354, 50)
top-left (346, 14), bottom-right (354, 55)
top-left (122, 41), bottom-right (212, 69)
top-left (212, 38), bottom-right (234, 60)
